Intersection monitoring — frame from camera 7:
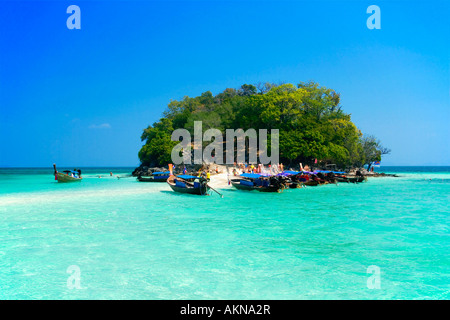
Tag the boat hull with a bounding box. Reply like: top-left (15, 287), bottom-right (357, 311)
top-left (257, 186), bottom-right (283, 193)
top-left (167, 175), bottom-right (210, 195)
top-left (304, 180), bottom-right (319, 186)
top-left (56, 172), bottom-right (82, 183)
top-left (168, 184), bottom-right (209, 195)
top-left (230, 179), bottom-right (283, 193)
top-left (347, 176), bottom-right (367, 183)
top-left (230, 179), bottom-right (256, 191)
top-left (287, 182), bottom-right (303, 188)
top-left (137, 175), bottom-right (169, 182)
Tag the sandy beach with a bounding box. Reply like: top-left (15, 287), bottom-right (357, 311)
top-left (208, 172), bottom-right (233, 189)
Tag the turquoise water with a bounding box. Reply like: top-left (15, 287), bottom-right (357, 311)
top-left (0, 166), bottom-right (449, 299)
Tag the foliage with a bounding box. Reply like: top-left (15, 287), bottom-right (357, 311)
top-left (359, 135), bottom-right (391, 169)
top-left (138, 81), bottom-right (389, 168)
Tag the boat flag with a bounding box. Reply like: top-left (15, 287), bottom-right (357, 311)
top-left (169, 164), bottom-right (173, 176)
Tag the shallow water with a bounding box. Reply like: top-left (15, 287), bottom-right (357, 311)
top-left (0, 166), bottom-right (449, 299)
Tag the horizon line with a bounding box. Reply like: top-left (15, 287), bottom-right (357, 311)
top-left (0, 165), bottom-right (449, 169)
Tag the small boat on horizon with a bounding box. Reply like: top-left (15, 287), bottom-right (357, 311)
top-left (53, 164), bottom-right (82, 183)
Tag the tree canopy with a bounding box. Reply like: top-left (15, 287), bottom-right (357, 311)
top-left (138, 81), bottom-right (389, 169)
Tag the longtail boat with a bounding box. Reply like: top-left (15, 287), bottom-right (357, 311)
top-left (167, 174), bottom-right (210, 195)
top-left (231, 173), bottom-right (284, 193)
top-left (346, 176), bottom-right (367, 183)
top-left (285, 171), bottom-right (319, 187)
top-left (278, 171), bottom-right (304, 188)
top-left (137, 171), bottom-right (170, 182)
top-left (304, 179), bottom-right (320, 186)
top-left (336, 176), bottom-right (350, 183)
top-left (53, 164), bottom-right (82, 183)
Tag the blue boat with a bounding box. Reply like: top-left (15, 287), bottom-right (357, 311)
top-left (167, 174), bottom-right (210, 195)
top-left (230, 173), bottom-right (283, 192)
top-left (137, 171), bottom-right (171, 182)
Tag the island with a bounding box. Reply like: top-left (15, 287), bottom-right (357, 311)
top-left (133, 81), bottom-right (390, 178)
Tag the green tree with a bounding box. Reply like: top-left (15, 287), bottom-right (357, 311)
top-left (360, 135), bottom-right (391, 170)
top-left (139, 118), bottom-right (178, 166)
top-left (137, 82), bottom-right (389, 169)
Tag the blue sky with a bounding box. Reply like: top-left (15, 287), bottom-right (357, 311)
top-left (0, 0), bottom-right (448, 167)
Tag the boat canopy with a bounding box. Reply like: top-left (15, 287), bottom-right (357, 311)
top-left (240, 173), bottom-right (264, 179)
top-left (153, 171), bottom-right (170, 175)
top-left (177, 174), bottom-right (197, 180)
top-left (315, 170), bottom-right (347, 174)
top-left (62, 170), bottom-right (79, 174)
top-left (282, 170), bottom-right (300, 175)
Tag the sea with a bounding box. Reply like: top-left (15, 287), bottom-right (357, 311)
top-left (0, 166), bottom-right (448, 299)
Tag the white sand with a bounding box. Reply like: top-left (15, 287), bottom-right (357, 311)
top-left (208, 172), bottom-right (233, 189)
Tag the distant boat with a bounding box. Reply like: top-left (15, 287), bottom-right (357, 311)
top-left (137, 171), bottom-right (170, 182)
top-left (53, 164), bottom-right (82, 183)
top-left (167, 174), bottom-right (210, 195)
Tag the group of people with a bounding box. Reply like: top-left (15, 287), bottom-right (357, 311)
top-left (197, 170), bottom-right (211, 181)
top-left (232, 163), bottom-right (285, 176)
top-left (70, 169), bottom-right (82, 178)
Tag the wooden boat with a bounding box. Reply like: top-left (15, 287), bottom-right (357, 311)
top-left (230, 173), bottom-right (283, 193)
top-left (258, 183), bottom-right (284, 193)
top-left (277, 171), bottom-right (300, 189)
top-left (303, 179), bottom-right (319, 186)
top-left (336, 176), bottom-right (350, 183)
top-left (167, 175), bottom-right (210, 195)
top-left (287, 181), bottom-right (303, 188)
top-left (231, 179), bottom-right (283, 192)
top-left (56, 171), bottom-right (82, 182)
top-left (287, 172), bottom-right (319, 187)
top-left (347, 176), bottom-right (367, 183)
top-left (137, 171), bottom-right (170, 182)
top-left (230, 178), bottom-right (257, 191)
top-left (278, 177), bottom-right (301, 189)
top-left (282, 179), bottom-right (303, 189)
top-left (53, 164), bottom-right (82, 183)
